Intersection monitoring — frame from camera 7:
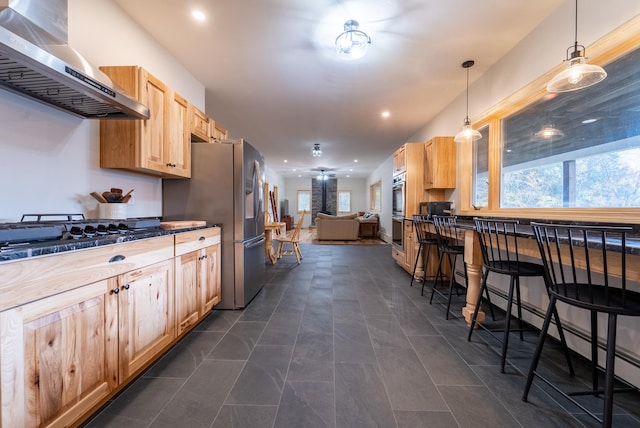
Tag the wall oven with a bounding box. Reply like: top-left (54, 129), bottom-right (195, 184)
top-left (392, 173), bottom-right (405, 218)
top-left (392, 173), bottom-right (406, 250)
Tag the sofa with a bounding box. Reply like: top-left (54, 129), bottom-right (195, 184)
top-left (315, 213), bottom-right (360, 240)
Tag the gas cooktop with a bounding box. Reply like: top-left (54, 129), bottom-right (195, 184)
top-left (0, 214), bottom-right (162, 245)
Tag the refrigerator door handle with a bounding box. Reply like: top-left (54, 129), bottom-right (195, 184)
top-left (244, 235), bottom-right (265, 249)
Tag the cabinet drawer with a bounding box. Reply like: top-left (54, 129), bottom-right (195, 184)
top-left (175, 227), bottom-right (221, 256)
top-left (0, 235), bottom-right (174, 311)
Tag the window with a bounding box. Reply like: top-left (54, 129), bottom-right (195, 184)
top-left (459, 19), bottom-right (640, 220)
top-left (338, 190), bottom-right (351, 213)
top-left (297, 190), bottom-right (310, 213)
top-left (500, 43), bottom-right (640, 208)
top-left (472, 125), bottom-right (490, 208)
top-left (370, 180), bottom-right (381, 211)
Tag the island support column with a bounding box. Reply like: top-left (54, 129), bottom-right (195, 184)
top-left (462, 228), bottom-right (485, 325)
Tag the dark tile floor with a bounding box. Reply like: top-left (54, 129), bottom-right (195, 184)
top-left (84, 244), bottom-right (640, 428)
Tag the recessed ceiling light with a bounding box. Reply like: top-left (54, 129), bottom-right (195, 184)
top-left (354, 159), bottom-right (358, 163)
top-left (191, 10), bottom-right (206, 22)
top-left (582, 118), bottom-right (598, 124)
top-left (292, 168), bottom-right (297, 172)
top-left (346, 174), bottom-right (351, 178)
top-left (284, 159), bottom-right (288, 163)
top-left (298, 174), bottom-right (302, 178)
top-left (381, 110), bottom-right (390, 118)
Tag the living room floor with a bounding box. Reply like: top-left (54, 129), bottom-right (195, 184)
top-left (83, 244), bottom-right (640, 427)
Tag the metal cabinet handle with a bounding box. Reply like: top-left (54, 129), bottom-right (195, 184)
top-left (199, 236), bottom-right (206, 241)
top-left (111, 288), bottom-right (120, 294)
top-left (109, 255), bottom-right (125, 263)
top-left (122, 284), bottom-right (130, 290)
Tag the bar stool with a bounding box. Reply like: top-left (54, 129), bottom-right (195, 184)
top-left (411, 215), bottom-right (440, 289)
top-left (523, 223), bottom-right (640, 428)
top-left (429, 215), bottom-right (468, 319)
top-left (468, 218), bottom-right (574, 374)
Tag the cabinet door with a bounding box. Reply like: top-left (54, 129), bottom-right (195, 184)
top-left (118, 259), bottom-right (175, 381)
top-left (175, 251), bottom-right (200, 336)
top-left (201, 243), bottom-right (221, 313)
top-left (0, 280), bottom-right (118, 428)
top-left (424, 137), bottom-right (456, 189)
top-left (404, 220), bottom-right (415, 272)
top-left (167, 91), bottom-right (191, 177)
top-left (140, 69), bottom-right (169, 173)
top-left (188, 103), bottom-right (210, 142)
top-left (393, 145), bottom-right (406, 175)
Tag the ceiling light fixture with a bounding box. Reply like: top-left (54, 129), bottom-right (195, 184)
top-left (312, 143), bottom-right (322, 157)
top-left (454, 60), bottom-right (482, 143)
top-left (335, 20), bottom-right (371, 60)
top-left (532, 124), bottom-right (565, 142)
top-left (547, 0), bottom-right (607, 92)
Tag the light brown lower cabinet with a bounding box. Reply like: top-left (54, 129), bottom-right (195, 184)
top-left (1, 279), bottom-right (118, 428)
top-left (175, 228), bottom-right (221, 337)
top-left (0, 227), bottom-right (220, 427)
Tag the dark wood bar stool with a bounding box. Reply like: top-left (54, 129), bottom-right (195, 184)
top-left (468, 218), bottom-right (574, 373)
top-left (411, 215), bottom-right (440, 289)
top-left (429, 215), bottom-right (467, 319)
top-left (523, 223), bottom-right (640, 428)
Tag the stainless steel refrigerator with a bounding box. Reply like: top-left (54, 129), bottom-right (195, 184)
top-left (162, 139), bottom-right (266, 309)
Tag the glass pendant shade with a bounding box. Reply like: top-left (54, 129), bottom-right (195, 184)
top-left (454, 117), bottom-right (482, 143)
top-left (335, 20), bottom-right (371, 60)
top-left (547, 55), bottom-right (607, 92)
top-left (532, 124), bottom-right (565, 141)
top-left (312, 144), bottom-right (322, 157)
top-left (547, 0), bottom-right (606, 93)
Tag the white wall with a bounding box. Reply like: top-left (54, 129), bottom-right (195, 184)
top-left (337, 177), bottom-right (367, 214)
top-left (367, 156), bottom-right (393, 242)
top-left (0, 0), bottom-right (204, 222)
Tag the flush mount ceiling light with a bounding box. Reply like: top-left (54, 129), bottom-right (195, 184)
top-left (312, 143), bottom-right (322, 157)
top-left (454, 60), bottom-right (482, 143)
top-left (547, 0), bottom-right (607, 92)
top-left (532, 124), bottom-right (565, 142)
top-left (335, 20), bottom-right (371, 60)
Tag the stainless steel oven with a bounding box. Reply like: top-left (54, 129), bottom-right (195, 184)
top-left (392, 173), bottom-right (405, 218)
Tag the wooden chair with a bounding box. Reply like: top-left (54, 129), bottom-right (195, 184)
top-left (275, 210), bottom-right (306, 264)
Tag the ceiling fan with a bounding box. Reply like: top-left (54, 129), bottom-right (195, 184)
top-left (311, 167), bottom-right (337, 179)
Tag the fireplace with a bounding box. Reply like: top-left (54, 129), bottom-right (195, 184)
top-left (311, 177), bottom-right (337, 223)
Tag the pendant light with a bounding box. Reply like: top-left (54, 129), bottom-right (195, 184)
top-left (532, 124), bottom-right (565, 142)
top-left (547, 0), bottom-right (607, 92)
top-left (312, 143), bottom-right (322, 157)
top-left (454, 60), bottom-right (482, 143)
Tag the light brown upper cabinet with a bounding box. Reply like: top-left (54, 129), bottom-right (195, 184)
top-left (424, 136), bottom-right (456, 189)
top-left (210, 120), bottom-right (229, 143)
top-left (100, 66), bottom-right (191, 178)
top-left (189, 103), bottom-right (210, 142)
top-left (392, 144), bottom-right (407, 175)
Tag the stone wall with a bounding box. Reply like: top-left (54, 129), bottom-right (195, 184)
top-left (312, 178), bottom-right (337, 224)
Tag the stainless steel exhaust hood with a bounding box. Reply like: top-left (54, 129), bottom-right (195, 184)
top-left (0, 0), bottom-right (149, 119)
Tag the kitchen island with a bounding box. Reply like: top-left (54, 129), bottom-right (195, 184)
top-left (0, 225), bottom-right (221, 427)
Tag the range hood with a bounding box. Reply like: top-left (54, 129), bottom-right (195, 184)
top-left (0, 0), bottom-right (149, 119)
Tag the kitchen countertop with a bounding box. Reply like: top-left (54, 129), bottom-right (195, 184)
top-left (406, 214), bottom-right (640, 255)
top-left (0, 224), bottom-right (217, 263)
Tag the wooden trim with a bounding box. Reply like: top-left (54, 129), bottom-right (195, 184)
top-left (457, 15), bottom-right (640, 224)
